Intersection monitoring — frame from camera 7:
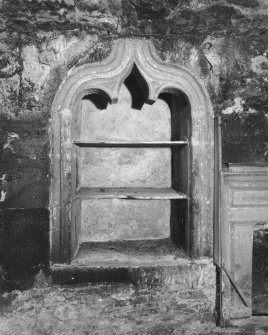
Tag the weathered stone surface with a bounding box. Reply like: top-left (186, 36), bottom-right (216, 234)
top-left (0, 3), bottom-right (267, 329)
top-left (0, 284), bottom-right (218, 335)
top-left (0, 32), bottom-right (112, 207)
top-left (0, 282), bottom-right (267, 334)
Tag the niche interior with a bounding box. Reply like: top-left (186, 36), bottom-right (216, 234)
top-left (72, 72), bottom-right (190, 264)
top-left (50, 39), bottom-right (214, 265)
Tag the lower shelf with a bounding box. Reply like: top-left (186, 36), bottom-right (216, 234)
top-left (50, 243), bottom-right (213, 287)
top-left (72, 238), bottom-right (188, 267)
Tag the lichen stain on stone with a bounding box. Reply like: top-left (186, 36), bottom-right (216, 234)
top-left (167, 4), bottom-right (247, 40)
top-left (39, 35), bottom-right (78, 66)
top-left (66, 38), bottom-right (112, 71)
top-left (222, 97), bottom-right (245, 115)
top-left (251, 55), bottom-right (268, 75)
top-left (0, 42), bottom-right (20, 79)
top-left (2, 132), bottom-right (20, 153)
top-left (222, 97), bottom-right (263, 116)
top-left (0, 0), bottom-right (267, 39)
top-left (153, 38), bottom-right (211, 82)
top-left (226, 0), bottom-right (259, 8)
top-left (22, 45), bottom-right (51, 88)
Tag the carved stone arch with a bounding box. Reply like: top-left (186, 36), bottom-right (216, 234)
top-left (50, 38), bottom-right (214, 264)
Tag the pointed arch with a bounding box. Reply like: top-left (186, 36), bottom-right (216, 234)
top-left (50, 38), bottom-right (214, 263)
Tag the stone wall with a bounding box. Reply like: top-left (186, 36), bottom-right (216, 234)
top-left (0, 0), bottom-right (268, 284)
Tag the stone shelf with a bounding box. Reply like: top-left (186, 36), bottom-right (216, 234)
top-left (76, 187), bottom-right (188, 200)
top-left (71, 238), bottom-right (188, 267)
top-left (73, 141), bottom-right (188, 147)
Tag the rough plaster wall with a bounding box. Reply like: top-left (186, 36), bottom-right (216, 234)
top-left (80, 84), bottom-right (171, 142)
top-left (0, 0), bottom-right (267, 285)
top-left (79, 147), bottom-right (171, 188)
top-left (79, 85), bottom-right (171, 188)
top-left (81, 199), bottom-right (170, 241)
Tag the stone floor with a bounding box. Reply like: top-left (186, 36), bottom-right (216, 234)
top-left (0, 282), bottom-right (267, 335)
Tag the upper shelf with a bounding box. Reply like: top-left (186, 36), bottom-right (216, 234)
top-left (73, 141), bottom-right (188, 147)
top-left (76, 187), bottom-right (188, 200)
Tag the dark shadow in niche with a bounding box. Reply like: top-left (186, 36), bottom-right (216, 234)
top-left (158, 90), bottom-right (190, 141)
top-left (124, 64), bottom-right (149, 110)
top-left (159, 91), bottom-right (192, 255)
top-left (252, 227), bottom-right (268, 315)
top-left (82, 90), bottom-right (111, 110)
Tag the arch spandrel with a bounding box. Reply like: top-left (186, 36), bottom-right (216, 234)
top-left (52, 38), bottom-right (213, 119)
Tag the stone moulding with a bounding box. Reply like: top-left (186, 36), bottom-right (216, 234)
top-left (50, 38), bottom-right (214, 264)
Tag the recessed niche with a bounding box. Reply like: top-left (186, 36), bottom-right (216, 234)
top-left (72, 64), bottom-right (191, 255)
top-left (51, 39), bottom-right (214, 265)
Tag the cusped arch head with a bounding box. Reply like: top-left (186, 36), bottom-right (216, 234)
top-left (123, 63), bottom-right (150, 110)
top-left (51, 38), bottom-right (213, 119)
top-left (78, 88), bottom-right (114, 110)
top-left (73, 64), bottom-right (151, 112)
